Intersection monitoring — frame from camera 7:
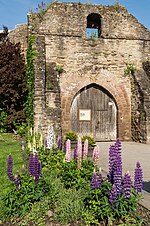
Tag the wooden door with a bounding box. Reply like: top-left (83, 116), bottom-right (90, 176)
top-left (71, 84), bottom-right (117, 141)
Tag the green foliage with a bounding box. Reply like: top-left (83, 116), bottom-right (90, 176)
top-left (2, 174), bottom-right (49, 218)
top-left (124, 63), bottom-right (136, 76)
top-left (56, 64), bottom-right (64, 74)
top-left (82, 135), bottom-right (96, 147)
top-left (66, 131), bottom-right (78, 141)
top-left (61, 158), bottom-right (95, 189)
top-left (25, 35), bottom-right (37, 127)
top-left (0, 108), bottom-right (7, 133)
top-left (0, 31), bottom-right (27, 132)
top-left (54, 188), bottom-right (84, 225)
top-left (13, 121), bottom-right (27, 136)
top-left (83, 181), bottom-right (142, 225)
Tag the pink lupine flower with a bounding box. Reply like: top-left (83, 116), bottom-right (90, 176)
top-left (65, 139), bottom-right (71, 162)
top-left (77, 137), bottom-right (82, 169)
top-left (83, 139), bottom-right (88, 160)
top-left (92, 145), bottom-right (100, 165)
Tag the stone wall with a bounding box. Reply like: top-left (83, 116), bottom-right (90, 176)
top-left (8, 24), bottom-right (28, 57)
top-left (27, 2), bottom-right (150, 142)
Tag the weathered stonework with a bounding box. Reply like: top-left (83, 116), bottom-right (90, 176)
top-left (9, 2), bottom-right (150, 142)
top-left (8, 24), bottom-right (28, 56)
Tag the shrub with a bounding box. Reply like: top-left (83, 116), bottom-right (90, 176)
top-left (0, 29), bottom-right (27, 132)
top-left (3, 175), bottom-right (49, 218)
top-left (54, 188), bottom-right (85, 225)
top-left (65, 131), bottom-right (78, 141)
top-left (82, 135), bottom-right (96, 147)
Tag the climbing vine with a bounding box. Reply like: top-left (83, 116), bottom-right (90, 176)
top-left (25, 35), bottom-right (37, 127)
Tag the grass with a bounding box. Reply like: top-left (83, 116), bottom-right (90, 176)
top-left (0, 133), bottom-right (23, 217)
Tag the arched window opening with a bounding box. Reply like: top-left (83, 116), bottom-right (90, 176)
top-left (86, 13), bottom-right (101, 38)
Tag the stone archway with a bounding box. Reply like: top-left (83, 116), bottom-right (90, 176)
top-left (61, 73), bottom-right (131, 141)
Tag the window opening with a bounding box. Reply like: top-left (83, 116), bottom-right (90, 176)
top-left (86, 13), bottom-right (101, 38)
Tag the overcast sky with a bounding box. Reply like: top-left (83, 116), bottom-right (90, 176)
top-left (0, 0), bottom-right (149, 30)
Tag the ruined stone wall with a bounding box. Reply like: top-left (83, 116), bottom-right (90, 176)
top-left (8, 24), bottom-right (28, 57)
top-left (28, 2), bottom-right (150, 141)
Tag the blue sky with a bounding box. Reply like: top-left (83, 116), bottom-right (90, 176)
top-left (0, 0), bottom-right (150, 30)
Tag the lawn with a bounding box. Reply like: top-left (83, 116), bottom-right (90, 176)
top-left (0, 133), bottom-right (23, 217)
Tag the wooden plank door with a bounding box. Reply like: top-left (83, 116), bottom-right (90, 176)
top-left (71, 84), bottom-right (117, 141)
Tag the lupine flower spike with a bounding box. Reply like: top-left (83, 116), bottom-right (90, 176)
top-left (29, 153), bottom-right (35, 177)
top-left (39, 133), bottom-right (43, 148)
top-left (134, 161), bottom-right (143, 193)
top-left (108, 145), bottom-right (117, 183)
top-left (46, 125), bottom-right (54, 149)
top-left (77, 137), bottom-right (82, 169)
top-left (7, 154), bottom-right (14, 181)
top-left (91, 169), bottom-right (102, 189)
top-left (91, 169), bottom-right (98, 188)
top-left (113, 151), bottom-right (122, 194)
top-left (109, 184), bottom-right (117, 208)
top-left (83, 139), bottom-right (88, 160)
top-left (57, 136), bottom-right (62, 150)
top-left (65, 139), bottom-right (71, 162)
top-left (92, 145), bottom-right (100, 166)
top-left (15, 174), bottom-right (21, 191)
top-left (123, 172), bottom-right (132, 198)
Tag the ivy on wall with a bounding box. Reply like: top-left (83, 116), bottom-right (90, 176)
top-left (25, 35), bottom-right (37, 127)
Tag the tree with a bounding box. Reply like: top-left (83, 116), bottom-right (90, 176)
top-left (0, 28), bottom-right (27, 132)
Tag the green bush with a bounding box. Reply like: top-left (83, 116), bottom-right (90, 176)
top-left (82, 135), bottom-right (96, 147)
top-left (2, 175), bottom-right (49, 218)
top-left (61, 158), bottom-right (95, 190)
top-left (54, 188), bottom-right (84, 225)
top-left (65, 131), bottom-right (78, 141)
top-left (13, 121), bottom-right (27, 136)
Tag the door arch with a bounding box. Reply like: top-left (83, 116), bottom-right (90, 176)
top-left (70, 84), bottom-right (117, 141)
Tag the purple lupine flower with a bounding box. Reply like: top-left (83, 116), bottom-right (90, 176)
top-left (108, 145), bottom-right (117, 183)
top-left (15, 174), bottom-right (21, 191)
top-left (34, 154), bottom-right (40, 183)
top-left (7, 154), bottom-right (14, 181)
top-left (92, 146), bottom-right (100, 166)
top-left (65, 139), bottom-right (71, 162)
top-left (123, 172), bottom-right (132, 198)
top-left (113, 152), bottom-right (122, 194)
top-left (38, 161), bottom-right (42, 177)
top-left (109, 184), bottom-right (117, 208)
top-left (91, 169), bottom-right (102, 189)
top-left (97, 168), bottom-right (103, 187)
top-left (15, 171), bottom-right (20, 188)
top-left (57, 136), bottom-right (62, 150)
top-left (29, 153), bottom-right (35, 176)
top-left (115, 138), bottom-right (122, 153)
top-left (83, 139), bottom-right (88, 160)
top-left (38, 4), bottom-right (41, 9)
top-left (91, 170), bottom-right (98, 188)
top-left (74, 148), bottom-right (77, 160)
top-left (77, 137), bottom-right (82, 169)
top-left (134, 161), bottom-right (143, 193)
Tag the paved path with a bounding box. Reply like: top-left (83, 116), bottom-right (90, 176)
top-left (97, 141), bottom-right (150, 210)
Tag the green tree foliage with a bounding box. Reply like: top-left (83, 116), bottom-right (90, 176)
top-left (0, 28), bottom-right (27, 131)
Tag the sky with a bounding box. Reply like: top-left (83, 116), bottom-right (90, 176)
top-left (0, 0), bottom-right (150, 31)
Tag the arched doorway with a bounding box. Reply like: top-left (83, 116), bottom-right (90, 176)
top-left (70, 84), bottom-right (117, 141)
